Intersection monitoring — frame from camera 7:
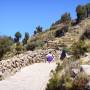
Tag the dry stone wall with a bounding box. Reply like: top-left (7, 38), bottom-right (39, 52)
top-left (0, 49), bottom-right (59, 80)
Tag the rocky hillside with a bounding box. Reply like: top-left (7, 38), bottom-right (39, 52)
top-left (29, 18), bottom-right (90, 49)
top-left (1, 17), bottom-right (89, 81)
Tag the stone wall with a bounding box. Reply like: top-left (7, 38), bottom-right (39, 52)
top-left (0, 49), bottom-right (59, 80)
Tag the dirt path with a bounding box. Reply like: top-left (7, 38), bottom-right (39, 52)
top-left (0, 62), bottom-right (56, 90)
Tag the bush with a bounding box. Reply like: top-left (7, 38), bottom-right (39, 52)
top-left (35, 40), bottom-right (45, 49)
top-left (55, 26), bottom-right (69, 37)
top-left (80, 26), bottom-right (90, 40)
top-left (35, 26), bottom-right (43, 34)
top-left (46, 68), bottom-right (73, 90)
top-left (26, 43), bottom-right (36, 51)
top-left (72, 73), bottom-right (88, 90)
top-left (46, 72), bottom-right (60, 90)
top-left (15, 43), bottom-right (24, 55)
top-left (60, 12), bottom-right (71, 24)
top-left (71, 40), bottom-right (87, 58)
top-left (55, 29), bottom-right (64, 37)
top-left (76, 3), bottom-right (90, 22)
top-left (22, 32), bottom-right (30, 45)
top-left (76, 5), bottom-right (86, 22)
top-left (0, 36), bottom-right (13, 60)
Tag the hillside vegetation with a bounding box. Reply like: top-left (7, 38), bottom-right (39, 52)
top-left (0, 3), bottom-right (90, 61)
top-left (0, 2), bottom-right (90, 90)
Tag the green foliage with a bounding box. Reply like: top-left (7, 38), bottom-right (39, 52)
top-left (46, 72), bottom-right (60, 90)
top-left (33, 26), bottom-right (43, 35)
top-left (36, 26), bottom-right (42, 33)
top-left (34, 30), bottom-right (37, 35)
top-left (76, 3), bottom-right (90, 22)
top-left (55, 29), bottom-right (64, 37)
top-left (81, 26), bottom-right (90, 40)
top-left (71, 40), bottom-right (87, 59)
top-left (46, 62), bottom-right (88, 90)
top-left (14, 32), bottom-right (22, 43)
top-left (0, 75), bottom-right (3, 81)
top-left (76, 5), bottom-right (86, 22)
top-left (55, 26), bottom-right (69, 37)
top-left (35, 40), bottom-right (45, 49)
top-left (25, 32), bottom-right (29, 40)
top-left (22, 32), bottom-right (30, 45)
top-left (15, 43), bottom-right (24, 55)
top-left (0, 36), bottom-right (13, 60)
top-left (60, 12), bottom-right (71, 24)
top-left (55, 63), bottom-right (63, 72)
top-left (46, 62), bottom-right (73, 90)
top-left (26, 43), bottom-right (36, 51)
top-left (36, 26), bottom-right (43, 34)
top-left (46, 70), bottom-right (88, 90)
top-left (72, 73), bottom-right (88, 90)
top-left (86, 3), bottom-right (90, 17)
top-left (51, 19), bottom-right (61, 26)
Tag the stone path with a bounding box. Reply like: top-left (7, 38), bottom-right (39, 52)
top-left (0, 62), bottom-right (56, 90)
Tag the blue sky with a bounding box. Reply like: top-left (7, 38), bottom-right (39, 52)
top-left (0, 0), bottom-right (90, 38)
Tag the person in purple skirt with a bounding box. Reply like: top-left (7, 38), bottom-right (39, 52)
top-left (46, 52), bottom-right (54, 63)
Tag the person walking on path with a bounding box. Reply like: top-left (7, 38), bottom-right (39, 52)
top-left (46, 52), bottom-right (54, 63)
top-left (60, 49), bottom-right (66, 60)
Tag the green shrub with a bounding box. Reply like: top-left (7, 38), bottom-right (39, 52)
top-left (26, 43), bottom-right (36, 51)
top-left (80, 26), bottom-right (90, 40)
top-left (46, 70), bottom-right (73, 90)
top-left (15, 43), bottom-right (24, 54)
top-left (71, 40), bottom-right (87, 59)
top-left (76, 5), bottom-right (86, 22)
top-left (60, 12), bottom-right (71, 24)
top-left (22, 32), bottom-right (30, 45)
top-left (72, 73), bottom-right (88, 90)
top-left (55, 63), bottom-right (63, 72)
top-left (76, 3), bottom-right (90, 22)
top-left (55, 26), bottom-right (69, 37)
top-left (34, 26), bottom-right (43, 34)
top-left (55, 29), bottom-right (64, 37)
top-left (35, 40), bottom-right (45, 49)
top-left (46, 73), bottom-right (60, 90)
top-left (0, 36), bottom-right (13, 60)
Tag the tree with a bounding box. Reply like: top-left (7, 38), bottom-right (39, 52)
top-left (34, 30), bottom-right (37, 35)
top-left (76, 3), bottom-right (90, 22)
top-left (25, 32), bottom-right (29, 40)
top-left (22, 32), bottom-right (30, 45)
top-left (76, 5), bottom-right (86, 22)
top-left (14, 32), bottom-right (22, 43)
top-left (36, 26), bottom-right (42, 33)
top-left (60, 12), bottom-right (71, 24)
top-left (86, 3), bottom-right (90, 17)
